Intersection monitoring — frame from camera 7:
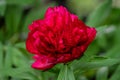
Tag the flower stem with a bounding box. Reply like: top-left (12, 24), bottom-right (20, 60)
top-left (57, 64), bottom-right (75, 80)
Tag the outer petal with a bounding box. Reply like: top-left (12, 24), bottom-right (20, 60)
top-left (85, 27), bottom-right (97, 46)
top-left (45, 6), bottom-right (67, 18)
top-left (45, 6), bottom-right (72, 28)
top-left (32, 54), bottom-right (56, 70)
top-left (57, 53), bottom-right (72, 63)
top-left (45, 7), bottom-right (54, 18)
top-left (26, 32), bottom-right (39, 54)
top-left (71, 14), bottom-right (78, 22)
top-left (72, 47), bottom-right (83, 59)
top-left (29, 20), bottom-right (42, 31)
top-left (80, 27), bottom-right (97, 53)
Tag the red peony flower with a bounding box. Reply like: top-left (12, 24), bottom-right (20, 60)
top-left (26, 6), bottom-right (97, 70)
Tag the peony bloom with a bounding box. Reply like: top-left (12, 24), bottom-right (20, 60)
top-left (26, 6), bottom-right (96, 70)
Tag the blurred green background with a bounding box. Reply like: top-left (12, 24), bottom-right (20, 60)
top-left (0, 0), bottom-right (120, 80)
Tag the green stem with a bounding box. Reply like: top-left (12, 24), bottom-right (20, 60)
top-left (57, 64), bottom-right (75, 80)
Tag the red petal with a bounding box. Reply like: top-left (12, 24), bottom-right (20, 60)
top-left (32, 54), bottom-right (56, 70)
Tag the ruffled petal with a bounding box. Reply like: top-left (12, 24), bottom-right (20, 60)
top-left (32, 54), bottom-right (56, 70)
top-left (26, 32), bottom-right (39, 54)
top-left (57, 54), bottom-right (72, 63)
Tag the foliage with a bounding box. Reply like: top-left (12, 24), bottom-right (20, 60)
top-left (0, 0), bottom-right (120, 80)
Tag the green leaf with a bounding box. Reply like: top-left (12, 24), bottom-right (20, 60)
top-left (104, 26), bottom-right (120, 58)
top-left (109, 65), bottom-right (120, 80)
top-left (77, 76), bottom-right (88, 80)
top-left (96, 25), bottom-right (108, 48)
top-left (73, 58), bottom-right (120, 74)
top-left (15, 42), bottom-right (25, 49)
top-left (96, 67), bottom-right (108, 80)
top-left (57, 64), bottom-right (68, 80)
top-left (105, 45), bottom-right (120, 58)
top-left (57, 65), bottom-right (75, 80)
top-left (0, 29), bottom-right (4, 42)
top-left (114, 26), bottom-right (120, 45)
top-left (96, 25), bottom-right (116, 49)
top-left (97, 33), bottom-right (107, 48)
top-left (42, 71), bottom-right (57, 80)
top-left (0, 44), bottom-right (13, 79)
top-left (104, 8), bottom-right (120, 25)
top-left (11, 73), bottom-right (33, 80)
top-left (68, 67), bottom-right (75, 80)
top-left (5, 5), bottom-right (23, 37)
top-left (0, 0), bottom-right (6, 16)
top-left (4, 44), bottom-right (13, 68)
top-left (6, 0), bottom-right (35, 5)
top-left (0, 42), bottom-right (3, 69)
top-left (5, 67), bottom-right (35, 80)
top-left (96, 25), bottom-right (108, 37)
top-left (0, 42), bottom-right (4, 79)
top-left (12, 47), bottom-right (29, 67)
top-left (86, 0), bottom-right (112, 27)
